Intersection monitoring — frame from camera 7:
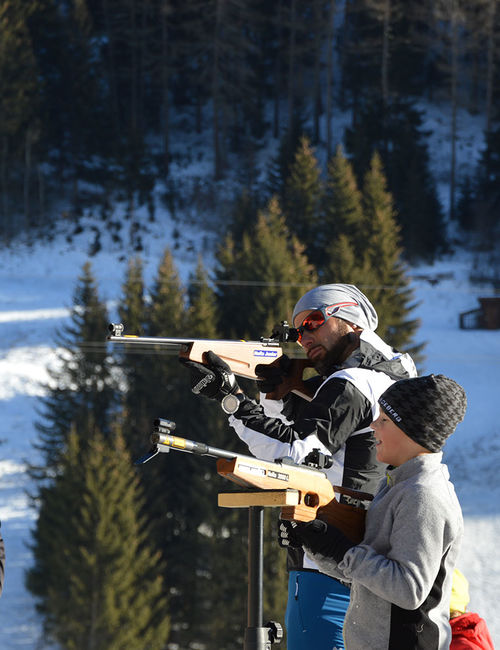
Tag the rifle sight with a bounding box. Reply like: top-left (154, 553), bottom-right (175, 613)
top-left (153, 418), bottom-right (176, 431)
top-left (261, 320), bottom-right (299, 344)
top-left (108, 322), bottom-right (124, 336)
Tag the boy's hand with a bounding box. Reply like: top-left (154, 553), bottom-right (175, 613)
top-left (278, 519), bottom-right (303, 548)
top-left (299, 519), bottom-right (355, 562)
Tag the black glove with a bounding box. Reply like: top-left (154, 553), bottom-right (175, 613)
top-left (180, 350), bottom-right (240, 401)
top-left (299, 519), bottom-right (355, 562)
top-left (255, 355), bottom-right (292, 394)
top-left (278, 519), bottom-right (303, 549)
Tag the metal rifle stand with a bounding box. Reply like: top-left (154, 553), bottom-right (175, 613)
top-left (245, 506), bottom-right (283, 650)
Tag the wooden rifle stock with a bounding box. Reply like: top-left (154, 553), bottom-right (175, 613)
top-left (216, 457), bottom-right (372, 544)
top-left (142, 427), bottom-right (371, 543)
top-left (107, 322), bottom-right (315, 401)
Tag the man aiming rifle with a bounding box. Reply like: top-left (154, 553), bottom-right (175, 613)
top-left (180, 283), bottom-right (417, 650)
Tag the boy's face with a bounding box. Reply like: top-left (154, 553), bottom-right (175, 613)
top-left (371, 412), bottom-right (430, 466)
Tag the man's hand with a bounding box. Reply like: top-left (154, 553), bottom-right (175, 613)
top-left (180, 350), bottom-right (240, 402)
top-left (255, 355), bottom-right (292, 394)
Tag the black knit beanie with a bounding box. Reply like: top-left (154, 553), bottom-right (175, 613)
top-left (378, 374), bottom-right (467, 452)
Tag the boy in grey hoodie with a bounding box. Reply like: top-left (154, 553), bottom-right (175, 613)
top-left (280, 374), bottom-right (467, 650)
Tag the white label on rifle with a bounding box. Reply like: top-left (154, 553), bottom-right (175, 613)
top-left (253, 349), bottom-right (279, 357)
top-left (237, 463), bottom-right (267, 477)
top-left (236, 463), bottom-right (290, 483)
top-left (267, 470), bottom-right (289, 482)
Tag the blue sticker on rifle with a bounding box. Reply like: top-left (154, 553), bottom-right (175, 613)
top-left (253, 349), bottom-right (279, 357)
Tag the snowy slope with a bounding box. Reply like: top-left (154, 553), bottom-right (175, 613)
top-left (0, 230), bottom-right (498, 648)
top-left (0, 97), bottom-right (497, 646)
top-left (0, 219), bottom-right (202, 648)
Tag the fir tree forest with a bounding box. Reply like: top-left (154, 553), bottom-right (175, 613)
top-left (2, 0), bottom-right (499, 648)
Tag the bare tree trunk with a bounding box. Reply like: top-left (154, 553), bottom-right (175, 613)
top-left (381, 0), bottom-right (391, 107)
top-left (287, 0), bottom-right (297, 148)
top-left (24, 127), bottom-right (32, 224)
top-left (138, 0), bottom-right (151, 137)
top-left (433, 0), bottom-right (465, 220)
top-left (485, 0), bottom-right (497, 133)
top-left (1, 137), bottom-right (8, 237)
top-left (326, 0), bottom-right (336, 158)
top-left (129, 0), bottom-right (138, 137)
top-left (161, 0), bottom-right (170, 177)
top-left (449, 7), bottom-right (459, 221)
top-left (273, 0), bottom-right (283, 139)
top-left (102, 0), bottom-right (120, 137)
top-left (212, 0), bottom-right (224, 179)
top-left (313, 0), bottom-right (323, 143)
top-left (38, 162), bottom-right (45, 226)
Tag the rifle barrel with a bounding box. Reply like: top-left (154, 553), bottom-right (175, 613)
top-left (152, 432), bottom-right (236, 460)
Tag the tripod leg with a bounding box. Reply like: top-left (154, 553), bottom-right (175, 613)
top-left (244, 507), bottom-right (283, 650)
top-left (245, 506), bottom-right (268, 650)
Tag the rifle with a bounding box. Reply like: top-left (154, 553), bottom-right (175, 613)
top-left (107, 322), bottom-right (315, 401)
top-left (138, 419), bottom-right (371, 543)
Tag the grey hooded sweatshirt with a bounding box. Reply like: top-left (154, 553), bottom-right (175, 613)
top-left (310, 453), bottom-right (463, 650)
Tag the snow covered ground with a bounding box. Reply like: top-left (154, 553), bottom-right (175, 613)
top-left (0, 227), bottom-right (498, 648)
top-left (0, 96), bottom-right (497, 646)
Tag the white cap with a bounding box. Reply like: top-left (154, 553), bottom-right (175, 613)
top-left (292, 284), bottom-right (378, 331)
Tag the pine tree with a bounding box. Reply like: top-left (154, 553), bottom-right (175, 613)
top-left (116, 256), bottom-right (151, 456)
top-left (345, 98), bottom-right (446, 262)
top-left (338, 0), bottom-right (436, 112)
top-left (283, 135), bottom-right (324, 262)
top-left (27, 425), bottom-right (170, 650)
top-left (34, 261), bottom-right (116, 471)
top-left (148, 247), bottom-right (186, 336)
top-left (121, 248), bottom-right (224, 648)
top-left (187, 255), bottom-right (219, 339)
top-left (184, 257), bottom-right (287, 649)
top-left (320, 145), bottom-right (366, 274)
top-left (0, 0), bottom-right (41, 235)
top-left (211, 198), bottom-right (318, 646)
top-left (326, 153), bottom-right (421, 355)
top-left (265, 123), bottom-right (308, 204)
top-left (458, 124), bottom-right (500, 249)
top-left (360, 152), bottom-right (421, 353)
top-left (119, 256), bottom-right (147, 335)
top-left (225, 189), bottom-right (262, 249)
top-left (216, 195), bottom-right (317, 339)
top-left (324, 232), bottom-right (372, 288)
top-left (162, 256), bottom-right (246, 649)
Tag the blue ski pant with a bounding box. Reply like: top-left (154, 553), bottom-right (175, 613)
top-left (284, 570), bottom-right (350, 650)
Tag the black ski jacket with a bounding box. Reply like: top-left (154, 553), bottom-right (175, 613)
top-left (229, 329), bottom-right (417, 572)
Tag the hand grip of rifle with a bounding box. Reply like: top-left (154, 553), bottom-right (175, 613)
top-left (264, 358), bottom-right (315, 401)
top-left (280, 486), bottom-right (374, 544)
top-left (260, 321), bottom-right (315, 401)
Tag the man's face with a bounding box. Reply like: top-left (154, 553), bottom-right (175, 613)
top-left (293, 309), bottom-right (355, 370)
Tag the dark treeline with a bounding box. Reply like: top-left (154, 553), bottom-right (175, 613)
top-left (26, 148), bottom-right (421, 649)
top-left (2, 0), bottom-right (500, 262)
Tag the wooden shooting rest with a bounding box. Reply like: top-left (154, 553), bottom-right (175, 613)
top-left (217, 487), bottom-right (366, 650)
